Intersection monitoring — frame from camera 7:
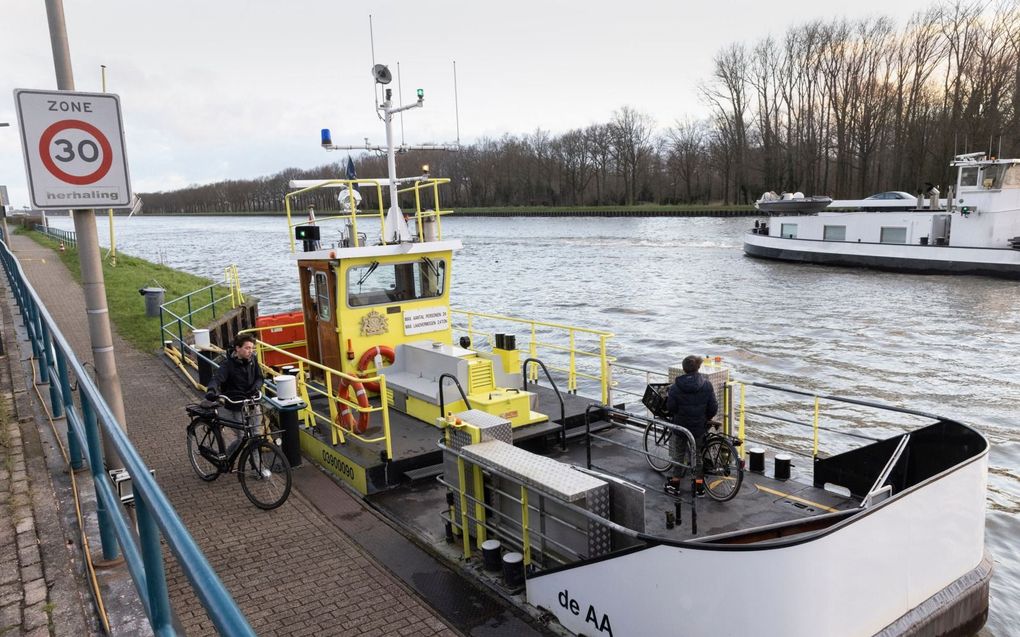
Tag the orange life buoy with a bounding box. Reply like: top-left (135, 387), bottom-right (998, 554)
top-left (356, 345), bottom-right (396, 393)
top-left (335, 377), bottom-right (370, 434)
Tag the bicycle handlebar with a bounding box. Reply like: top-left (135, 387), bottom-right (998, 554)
top-left (214, 393), bottom-right (263, 407)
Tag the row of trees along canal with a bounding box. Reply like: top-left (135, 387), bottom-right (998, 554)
top-left (140, 0), bottom-right (1020, 215)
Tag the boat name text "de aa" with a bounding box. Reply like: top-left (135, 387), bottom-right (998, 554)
top-left (47, 99), bottom-right (93, 113)
top-left (558, 589), bottom-right (613, 636)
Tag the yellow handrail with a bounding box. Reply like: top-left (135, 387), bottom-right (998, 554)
top-left (738, 383), bottom-right (746, 459)
top-left (247, 337), bottom-right (394, 460)
top-left (812, 396), bottom-right (820, 458)
top-left (283, 179), bottom-right (387, 252)
top-left (400, 178), bottom-right (453, 240)
top-left (283, 177), bottom-right (455, 252)
top-left (520, 486), bottom-right (531, 566)
top-left (451, 308), bottom-right (614, 401)
top-left (225, 265), bottom-right (244, 307)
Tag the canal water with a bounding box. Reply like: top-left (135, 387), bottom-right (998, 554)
top-left (51, 214), bottom-right (1017, 635)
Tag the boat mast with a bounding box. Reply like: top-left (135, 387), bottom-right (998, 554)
top-left (379, 86), bottom-right (422, 242)
top-left (320, 60), bottom-right (458, 244)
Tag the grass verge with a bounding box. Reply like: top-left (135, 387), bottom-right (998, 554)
top-left (19, 229), bottom-right (232, 351)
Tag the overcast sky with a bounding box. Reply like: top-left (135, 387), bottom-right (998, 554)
top-left (2, 0), bottom-right (940, 208)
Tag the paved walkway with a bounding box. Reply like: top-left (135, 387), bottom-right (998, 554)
top-left (5, 234), bottom-right (457, 636)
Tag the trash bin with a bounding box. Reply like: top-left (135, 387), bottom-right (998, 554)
top-left (139, 287), bottom-right (165, 318)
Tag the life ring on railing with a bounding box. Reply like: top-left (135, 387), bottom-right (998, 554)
top-left (334, 378), bottom-right (370, 434)
top-left (356, 345), bottom-right (396, 393)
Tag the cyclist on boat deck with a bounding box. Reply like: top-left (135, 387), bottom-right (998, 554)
top-left (666, 355), bottom-right (718, 492)
top-left (204, 333), bottom-right (264, 453)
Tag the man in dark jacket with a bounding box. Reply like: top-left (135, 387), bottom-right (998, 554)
top-left (665, 355), bottom-right (718, 492)
top-left (205, 334), bottom-right (264, 452)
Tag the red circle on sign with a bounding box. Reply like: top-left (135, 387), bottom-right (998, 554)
top-left (38, 119), bottom-right (114, 185)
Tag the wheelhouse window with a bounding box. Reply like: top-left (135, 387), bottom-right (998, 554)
top-left (880, 227), bottom-right (907, 244)
top-left (347, 258), bottom-right (447, 307)
top-left (780, 223), bottom-right (798, 238)
top-left (313, 272), bottom-right (330, 321)
top-left (823, 225), bottom-right (846, 241)
top-left (959, 166), bottom-right (979, 188)
top-left (980, 164), bottom-right (1009, 189)
top-left (1004, 165), bottom-right (1020, 188)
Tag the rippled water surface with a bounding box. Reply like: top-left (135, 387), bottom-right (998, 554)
top-left (52, 214), bottom-right (1018, 634)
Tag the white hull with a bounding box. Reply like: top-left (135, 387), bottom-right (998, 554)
top-left (747, 154), bottom-right (1020, 277)
top-left (743, 232), bottom-right (1020, 277)
top-left (527, 443), bottom-right (989, 637)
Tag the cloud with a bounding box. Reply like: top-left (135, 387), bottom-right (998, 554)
top-left (1, 0), bottom-right (936, 203)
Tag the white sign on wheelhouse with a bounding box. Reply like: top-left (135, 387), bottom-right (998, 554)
top-left (14, 89), bottom-right (132, 210)
top-left (404, 306), bottom-right (450, 336)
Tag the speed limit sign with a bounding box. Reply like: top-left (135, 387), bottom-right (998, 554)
top-left (15, 89), bottom-right (132, 209)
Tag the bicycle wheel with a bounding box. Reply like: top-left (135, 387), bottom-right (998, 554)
top-left (643, 421), bottom-right (673, 473)
top-left (701, 437), bottom-right (743, 502)
top-left (187, 418), bottom-right (223, 482)
top-left (238, 439), bottom-right (292, 510)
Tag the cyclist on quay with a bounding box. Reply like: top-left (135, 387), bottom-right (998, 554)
top-left (205, 333), bottom-right (264, 453)
top-left (666, 355), bottom-right (717, 495)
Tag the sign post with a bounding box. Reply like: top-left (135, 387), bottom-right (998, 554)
top-left (39, 0), bottom-right (128, 563)
top-left (0, 185), bottom-right (9, 246)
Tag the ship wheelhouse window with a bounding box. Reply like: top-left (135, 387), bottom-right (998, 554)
top-left (1004, 165), bottom-right (1020, 188)
top-left (959, 166), bottom-right (979, 187)
top-left (347, 258), bottom-right (447, 307)
top-left (313, 272), bottom-right (330, 321)
top-left (880, 227), bottom-right (907, 244)
top-left (780, 223), bottom-right (798, 238)
top-left (981, 164), bottom-right (1007, 189)
top-left (823, 225), bottom-right (846, 241)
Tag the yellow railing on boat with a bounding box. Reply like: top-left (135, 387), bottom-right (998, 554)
top-left (283, 177), bottom-right (454, 252)
top-left (241, 326), bottom-right (394, 460)
top-left (451, 309), bottom-right (614, 404)
top-left (284, 179), bottom-right (386, 253)
top-left (399, 178), bottom-right (453, 239)
top-left (611, 361), bottom-right (902, 462)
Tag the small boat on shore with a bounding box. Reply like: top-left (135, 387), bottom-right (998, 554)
top-left (745, 152), bottom-right (1020, 277)
top-left (754, 191), bottom-right (832, 214)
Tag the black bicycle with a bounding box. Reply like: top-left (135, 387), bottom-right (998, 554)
top-left (186, 394), bottom-right (292, 510)
top-left (640, 383), bottom-right (743, 502)
top-left (643, 421), bottom-right (743, 502)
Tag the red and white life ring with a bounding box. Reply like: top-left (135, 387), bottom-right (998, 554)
top-left (356, 345), bottom-right (396, 393)
top-left (335, 377), bottom-right (370, 434)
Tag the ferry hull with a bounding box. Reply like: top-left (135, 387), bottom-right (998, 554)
top-left (744, 233), bottom-right (1020, 278)
top-left (526, 446), bottom-right (989, 637)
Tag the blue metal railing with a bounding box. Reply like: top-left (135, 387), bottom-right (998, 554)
top-left (0, 240), bottom-right (254, 636)
top-left (33, 223), bottom-right (77, 248)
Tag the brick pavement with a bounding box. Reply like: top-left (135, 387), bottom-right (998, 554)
top-left (0, 254), bottom-right (95, 637)
top-left (8, 235), bottom-right (458, 636)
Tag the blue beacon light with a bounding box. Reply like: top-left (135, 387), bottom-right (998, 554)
top-left (321, 128), bottom-right (332, 147)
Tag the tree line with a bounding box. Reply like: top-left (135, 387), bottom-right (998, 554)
top-left (140, 0), bottom-right (1020, 213)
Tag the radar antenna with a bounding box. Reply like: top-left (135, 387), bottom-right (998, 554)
top-left (372, 64), bottom-right (392, 85)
